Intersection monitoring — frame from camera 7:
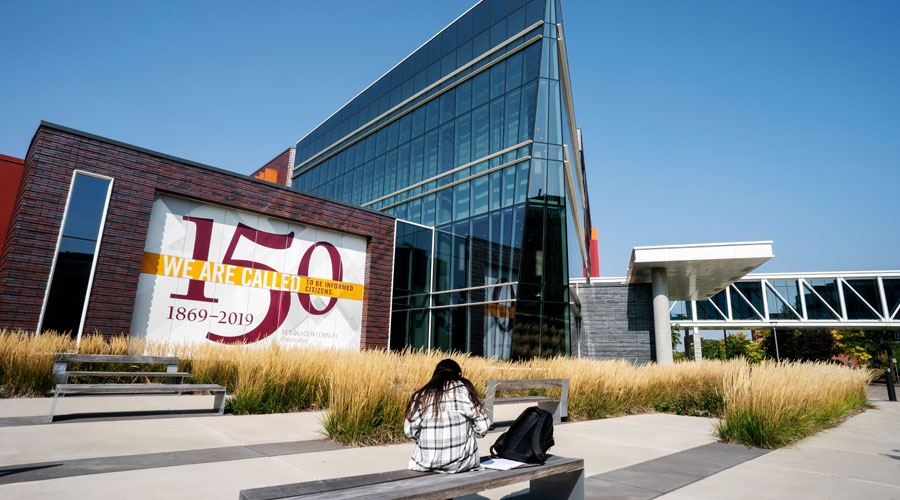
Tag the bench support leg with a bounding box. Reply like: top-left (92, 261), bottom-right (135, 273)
top-left (168, 364), bottom-right (183, 395)
top-left (530, 467), bottom-right (584, 500)
top-left (213, 390), bottom-right (226, 415)
top-left (53, 362), bottom-right (68, 396)
top-left (484, 380), bottom-right (497, 428)
top-left (48, 388), bottom-right (61, 422)
top-left (538, 401), bottom-right (562, 423)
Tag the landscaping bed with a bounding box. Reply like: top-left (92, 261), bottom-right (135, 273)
top-left (0, 330), bottom-right (874, 448)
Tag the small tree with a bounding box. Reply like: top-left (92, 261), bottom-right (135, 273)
top-left (724, 332), bottom-right (764, 363)
top-left (671, 324), bottom-right (682, 350)
top-left (795, 330), bottom-right (839, 362)
top-left (760, 329), bottom-right (838, 362)
top-left (701, 338), bottom-right (725, 360)
top-left (835, 330), bottom-right (896, 367)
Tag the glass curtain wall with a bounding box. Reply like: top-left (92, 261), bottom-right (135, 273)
top-left (293, 0), bottom-right (583, 359)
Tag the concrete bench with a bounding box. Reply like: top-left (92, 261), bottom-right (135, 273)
top-left (484, 378), bottom-right (569, 424)
top-left (49, 353), bottom-right (225, 422)
top-left (238, 455), bottom-right (584, 500)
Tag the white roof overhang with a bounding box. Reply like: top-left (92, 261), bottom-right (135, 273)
top-left (626, 241), bottom-right (774, 301)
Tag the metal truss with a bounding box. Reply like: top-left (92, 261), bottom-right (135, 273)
top-left (670, 271), bottom-right (900, 329)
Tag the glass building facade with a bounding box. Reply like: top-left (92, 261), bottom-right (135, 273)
top-left (292, 0), bottom-right (590, 359)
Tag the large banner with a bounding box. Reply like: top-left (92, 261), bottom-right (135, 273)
top-left (130, 195), bottom-right (366, 348)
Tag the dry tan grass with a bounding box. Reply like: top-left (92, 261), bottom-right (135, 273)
top-left (0, 330), bottom-right (873, 447)
top-left (715, 360), bottom-right (874, 447)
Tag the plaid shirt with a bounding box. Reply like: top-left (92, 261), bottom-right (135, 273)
top-left (404, 381), bottom-right (491, 473)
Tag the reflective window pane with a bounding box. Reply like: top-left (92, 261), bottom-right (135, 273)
top-left (41, 173), bottom-right (112, 337)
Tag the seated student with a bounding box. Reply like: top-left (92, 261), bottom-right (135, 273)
top-left (404, 358), bottom-right (491, 473)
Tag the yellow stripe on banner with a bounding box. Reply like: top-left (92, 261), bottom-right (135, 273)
top-left (140, 252), bottom-right (365, 301)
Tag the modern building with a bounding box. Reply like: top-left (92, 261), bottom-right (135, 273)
top-left (290, 0), bottom-right (592, 360)
top-left (1, 0), bottom-right (896, 364)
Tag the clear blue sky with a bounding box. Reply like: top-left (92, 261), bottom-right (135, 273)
top-left (1, 0), bottom-right (898, 275)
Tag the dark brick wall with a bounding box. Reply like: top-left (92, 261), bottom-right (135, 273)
top-left (250, 148), bottom-right (293, 187)
top-left (0, 123), bottom-right (395, 349)
top-left (574, 283), bottom-right (656, 363)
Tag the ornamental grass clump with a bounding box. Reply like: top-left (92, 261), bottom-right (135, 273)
top-left (0, 329), bottom-right (142, 397)
top-left (0, 331), bottom-right (875, 449)
top-left (715, 360), bottom-right (873, 448)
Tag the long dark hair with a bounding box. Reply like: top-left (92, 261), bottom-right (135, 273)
top-left (406, 359), bottom-right (484, 419)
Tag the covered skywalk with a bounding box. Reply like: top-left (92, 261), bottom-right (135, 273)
top-left (575, 240), bottom-right (899, 364)
top-left (669, 271), bottom-right (900, 330)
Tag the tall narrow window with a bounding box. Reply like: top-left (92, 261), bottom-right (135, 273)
top-left (38, 171), bottom-right (113, 339)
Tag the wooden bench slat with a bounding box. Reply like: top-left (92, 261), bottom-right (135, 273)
top-left (494, 396), bottom-right (560, 405)
top-left (491, 379), bottom-right (568, 390)
top-left (54, 354), bottom-right (179, 364)
top-left (63, 371), bottom-right (193, 378)
top-left (484, 378), bottom-right (569, 425)
top-left (272, 456), bottom-right (584, 500)
top-left (56, 384), bottom-right (223, 394)
top-left (240, 470), bottom-right (430, 500)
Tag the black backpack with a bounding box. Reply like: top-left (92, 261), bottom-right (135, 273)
top-left (490, 407), bottom-right (555, 464)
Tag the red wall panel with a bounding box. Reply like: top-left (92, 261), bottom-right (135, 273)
top-left (0, 154), bottom-right (25, 256)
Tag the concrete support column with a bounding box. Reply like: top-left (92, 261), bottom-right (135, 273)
top-left (692, 326), bottom-right (702, 361)
top-left (651, 267), bottom-right (673, 365)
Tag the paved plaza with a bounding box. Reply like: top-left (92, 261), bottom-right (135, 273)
top-left (0, 391), bottom-right (897, 499)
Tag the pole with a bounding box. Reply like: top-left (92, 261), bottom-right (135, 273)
top-left (773, 327), bottom-right (780, 362)
top-left (886, 367), bottom-right (897, 402)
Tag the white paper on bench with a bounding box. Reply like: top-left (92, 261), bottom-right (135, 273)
top-left (480, 458), bottom-right (526, 471)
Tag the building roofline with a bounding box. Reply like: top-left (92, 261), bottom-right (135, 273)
top-left (0, 153), bottom-right (24, 164)
top-left (256, 147), bottom-right (295, 171)
top-left (34, 121), bottom-right (394, 220)
top-left (294, 1), bottom-right (482, 148)
top-left (632, 241), bottom-right (774, 251)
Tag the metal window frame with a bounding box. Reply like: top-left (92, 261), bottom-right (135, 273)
top-left (294, 22), bottom-right (545, 178)
top-left (429, 298), bottom-right (516, 310)
top-left (432, 281), bottom-right (521, 296)
top-left (839, 278), bottom-right (885, 320)
top-left (36, 170), bottom-right (115, 344)
top-left (379, 155), bottom-right (531, 211)
top-left (765, 280), bottom-right (803, 320)
top-left (729, 283), bottom-right (765, 321)
top-left (836, 276), bottom-right (848, 320)
top-left (554, 23), bottom-right (587, 210)
top-left (562, 145), bottom-right (588, 269)
top-left (427, 224), bottom-right (436, 351)
top-left (708, 296), bottom-right (729, 321)
top-left (725, 286), bottom-right (733, 321)
top-left (362, 141), bottom-right (532, 207)
top-left (385, 218), bottom-right (400, 349)
top-left (798, 278), bottom-right (842, 320)
top-left (797, 278), bottom-right (808, 320)
top-left (877, 276), bottom-right (890, 319)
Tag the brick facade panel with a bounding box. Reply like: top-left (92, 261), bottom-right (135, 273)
top-left (575, 283), bottom-right (656, 364)
top-left (0, 125), bottom-right (395, 349)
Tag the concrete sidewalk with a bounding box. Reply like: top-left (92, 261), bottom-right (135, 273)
top-left (0, 394), bottom-right (897, 499)
top-left (658, 400), bottom-right (900, 500)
